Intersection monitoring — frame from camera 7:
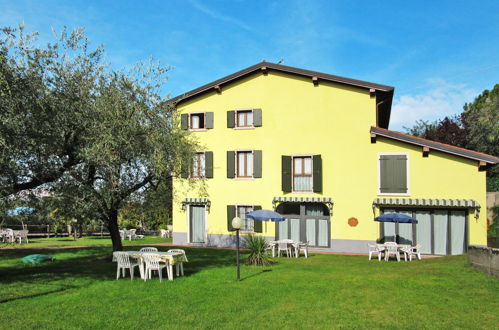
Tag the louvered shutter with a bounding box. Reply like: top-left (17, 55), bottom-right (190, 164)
top-left (227, 151), bottom-right (235, 178)
top-left (253, 109), bottom-right (262, 127)
top-left (181, 114), bottom-right (188, 130)
top-left (227, 205), bottom-right (236, 231)
top-left (227, 111), bottom-right (235, 128)
top-left (282, 156), bottom-right (292, 192)
top-left (253, 150), bottom-right (262, 178)
top-left (205, 112), bottom-right (214, 129)
top-left (379, 155), bottom-right (408, 193)
top-left (313, 155), bottom-right (322, 193)
top-left (205, 151), bottom-right (213, 178)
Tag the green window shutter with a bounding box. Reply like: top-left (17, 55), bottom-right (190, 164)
top-left (205, 112), bottom-right (214, 129)
top-left (181, 114), bottom-right (188, 130)
top-left (227, 110), bottom-right (235, 128)
top-left (227, 205), bottom-right (236, 231)
top-left (253, 205), bottom-right (262, 233)
top-left (281, 156), bottom-right (292, 192)
top-left (313, 155), bottom-right (322, 193)
top-left (253, 109), bottom-right (262, 127)
top-left (227, 151), bottom-right (235, 178)
top-left (205, 151), bottom-right (213, 178)
top-left (253, 150), bottom-right (262, 178)
top-left (379, 155), bottom-right (408, 193)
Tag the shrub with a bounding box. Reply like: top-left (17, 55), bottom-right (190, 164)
top-left (244, 234), bottom-right (273, 266)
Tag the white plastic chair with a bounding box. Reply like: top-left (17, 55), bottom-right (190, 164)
top-left (160, 229), bottom-right (167, 238)
top-left (17, 230), bottom-right (29, 244)
top-left (277, 240), bottom-right (292, 258)
top-left (367, 243), bottom-right (384, 261)
top-left (293, 242), bottom-right (309, 258)
top-left (403, 244), bottom-right (422, 261)
top-left (127, 229), bottom-right (137, 241)
top-left (267, 241), bottom-right (277, 257)
top-left (113, 252), bottom-right (140, 280)
top-left (384, 242), bottom-right (401, 262)
top-left (140, 247), bottom-right (158, 252)
top-left (142, 253), bottom-right (169, 282)
top-left (119, 230), bottom-right (125, 241)
top-left (167, 249), bottom-right (186, 276)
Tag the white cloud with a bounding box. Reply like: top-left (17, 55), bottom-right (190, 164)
top-left (390, 79), bottom-right (477, 131)
top-left (187, 0), bottom-right (252, 31)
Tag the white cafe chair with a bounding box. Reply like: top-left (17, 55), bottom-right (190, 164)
top-left (167, 249), bottom-right (186, 276)
top-left (384, 242), bottom-right (401, 262)
top-left (294, 242), bottom-right (309, 258)
top-left (127, 229), bottom-right (137, 241)
top-left (140, 247), bottom-right (158, 252)
top-left (277, 240), bottom-right (293, 258)
top-left (113, 252), bottom-right (139, 280)
top-left (403, 244), bottom-right (422, 261)
top-left (367, 243), bottom-right (384, 261)
top-left (142, 253), bottom-right (169, 282)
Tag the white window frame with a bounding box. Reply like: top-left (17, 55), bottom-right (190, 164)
top-left (377, 152), bottom-right (410, 196)
top-left (234, 108), bottom-right (255, 129)
top-left (235, 149), bottom-right (254, 179)
top-left (292, 154), bottom-right (314, 193)
top-left (189, 112), bottom-right (207, 131)
top-left (236, 204), bottom-right (255, 233)
top-left (190, 151), bottom-right (206, 179)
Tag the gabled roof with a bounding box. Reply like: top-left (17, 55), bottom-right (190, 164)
top-left (169, 61), bottom-right (395, 128)
top-left (371, 126), bottom-right (499, 165)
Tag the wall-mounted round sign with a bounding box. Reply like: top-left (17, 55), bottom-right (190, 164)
top-left (348, 217), bottom-right (359, 227)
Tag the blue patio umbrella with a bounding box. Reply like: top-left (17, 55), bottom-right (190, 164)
top-left (7, 206), bottom-right (35, 216)
top-left (375, 213), bottom-right (418, 224)
top-left (245, 209), bottom-right (285, 222)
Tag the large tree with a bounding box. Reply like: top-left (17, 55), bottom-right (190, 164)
top-left (0, 26), bottom-right (196, 251)
top-left (404, 85), bottom-right (499, 191)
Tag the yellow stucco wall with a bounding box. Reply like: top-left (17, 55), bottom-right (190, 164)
top-left (173, 70), bottom-right (487, 247)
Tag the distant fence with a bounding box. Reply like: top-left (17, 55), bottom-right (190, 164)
top-left (0, 224), bottom-right (158, 238)
top-left (468, 245), bottom-right (499, 278)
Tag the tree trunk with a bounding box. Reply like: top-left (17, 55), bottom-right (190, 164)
top-left (107, 209), bottom-right (123, 251)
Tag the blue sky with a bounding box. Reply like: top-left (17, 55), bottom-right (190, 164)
top-left (1, 0), bottom-right (498, 130)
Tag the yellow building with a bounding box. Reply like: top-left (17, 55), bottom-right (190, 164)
top-left (170, 62), bottom-right (498, 255)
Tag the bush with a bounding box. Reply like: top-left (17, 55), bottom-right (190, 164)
top-left (244, 234), bottom-right (273, 266)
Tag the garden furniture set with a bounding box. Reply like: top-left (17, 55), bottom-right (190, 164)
top-left (268, 240), bottom-right (309, 258)
top-left (113, 248), bottom-right (188, 282)
top-left (367, 242), bottom-right (422, 262)
top-left (0, 229), bottom-right (29, 244)
top-left (119, 229), bottom-right (144, 241)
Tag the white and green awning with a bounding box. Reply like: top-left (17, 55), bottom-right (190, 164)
top-left (181, 198), bottom-right (211, 211)
top-left (272, 196), bottom-right (334, 210)
top-left (372, 198), bottom-right (480, 218)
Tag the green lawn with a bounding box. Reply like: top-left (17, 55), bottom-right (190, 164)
top-left (0, 235), bottom-right (171, 248)
top-left (0, 245), bottom-right (497, 329)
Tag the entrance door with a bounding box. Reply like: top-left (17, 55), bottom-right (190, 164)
top-left (189, 205), bottom-right (205, 243)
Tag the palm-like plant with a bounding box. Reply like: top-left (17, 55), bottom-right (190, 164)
top-left (244, 234), bottom-right (273, 266)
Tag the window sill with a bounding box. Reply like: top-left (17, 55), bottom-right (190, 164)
top-left (291, 191), bottom-right (314, 194)
top-left (240, 230), bottom-right (255, 234)
top-left (234, 177), bottom-right (255, 180)
top-left (189, 128), bottom-right (208, 132)
top-left (189, 177), bottom-right (207, 180)
top-left (233, 126), bottom-right (255, 130)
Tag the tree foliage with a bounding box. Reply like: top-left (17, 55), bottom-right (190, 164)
top-left (0, 26), bottom-right (197, 250)
top-left (404, 84), bottom-right (499, 191)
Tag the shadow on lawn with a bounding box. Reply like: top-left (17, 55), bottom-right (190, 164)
top-left (0, 245), bottom-right (243, 302)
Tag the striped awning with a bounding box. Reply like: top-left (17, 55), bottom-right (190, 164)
top-left (272, 197), bottom-right (334, 210)
top-left (181, 198), bottom-right (211, 211)
top-left (372, 198), bottom-right (480, 218)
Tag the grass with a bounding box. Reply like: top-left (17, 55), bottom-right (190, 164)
top-left (0, 235), bottom-right (171, 248)
top-left (0, 244), bottom-right (497, 329)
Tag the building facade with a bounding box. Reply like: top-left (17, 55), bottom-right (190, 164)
top-left (171, 62), bottom-right (498, 254)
